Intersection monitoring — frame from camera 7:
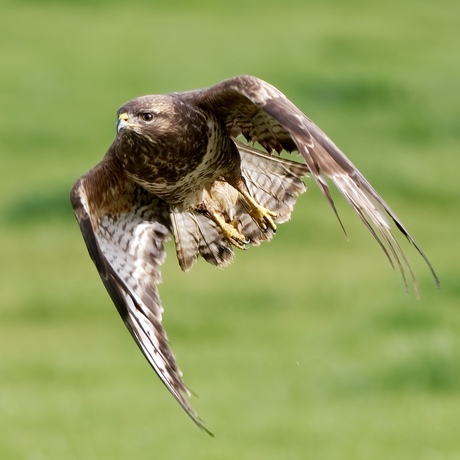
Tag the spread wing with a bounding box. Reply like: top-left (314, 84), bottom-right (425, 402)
top-left (197, 75), bottom-right (439, 293)
top-left (70, 160), bottom-right (210, 434)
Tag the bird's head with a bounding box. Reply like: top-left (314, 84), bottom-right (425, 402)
top-left (116, 94), bottom-right (180, 144)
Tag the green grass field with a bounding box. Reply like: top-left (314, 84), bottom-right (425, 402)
top-left (1, 0), bottom-right (459, 458)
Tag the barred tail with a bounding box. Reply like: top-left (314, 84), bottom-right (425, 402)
top-left (172, 141), bottom-right (308, 271)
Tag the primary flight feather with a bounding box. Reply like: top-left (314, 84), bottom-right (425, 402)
top-left (71, 75), bottom-right (438, 432)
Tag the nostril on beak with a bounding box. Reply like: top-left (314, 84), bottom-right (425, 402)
top-left (116, 112), bottom-right (129, 132)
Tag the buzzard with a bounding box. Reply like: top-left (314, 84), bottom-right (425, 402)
top-left (71, 75), bottom-right (438, 433)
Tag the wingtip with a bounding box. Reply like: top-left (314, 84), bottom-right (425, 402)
top-left (391, 218), bottom-right (440, 291)
top-left (200, 423), bottom-right (215, 437)
top-left (187, 408), bottom-right (214, 437)
top-left (419, 248), bottom-right (441, 290)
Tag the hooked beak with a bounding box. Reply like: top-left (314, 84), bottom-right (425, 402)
top-left (116, 112), bottom-right (129, 132)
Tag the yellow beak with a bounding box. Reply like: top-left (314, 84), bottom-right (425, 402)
top-left (116, 112), bottom-right (130, 132)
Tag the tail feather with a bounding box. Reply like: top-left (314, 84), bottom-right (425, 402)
top-left (171, 141), bottom-right (308, 271)
top-left (171, 209), bottom-right (234, 272)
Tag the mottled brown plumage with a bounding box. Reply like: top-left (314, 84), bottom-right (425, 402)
top-left (71, 75), bottom-right (438, 433)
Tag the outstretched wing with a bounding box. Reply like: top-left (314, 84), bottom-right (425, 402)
top-left (197, 75), bottom-right (439, 293)
top-left (70, 159), bottom-right (210, 433)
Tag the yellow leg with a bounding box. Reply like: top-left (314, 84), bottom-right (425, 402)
top-left (238, 189), bottom-right (277, 232)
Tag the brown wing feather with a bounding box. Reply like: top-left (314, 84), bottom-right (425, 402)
top-left (199, 75), bottom-right (439, 292)
top-left (70, 157), bottom-right (211, 434)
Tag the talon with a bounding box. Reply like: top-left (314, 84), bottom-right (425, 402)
top-left (249, 204), bottom-right (277, 232)
top-left (224, 224), bottom-right (249, 250)
top-left (237, 188), bottom-right (277, 232)
top-left (208, 210), bottom-right (248, 249)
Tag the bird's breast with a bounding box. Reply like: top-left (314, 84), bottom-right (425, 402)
top-left (118, 117), bottom-right (235, 207)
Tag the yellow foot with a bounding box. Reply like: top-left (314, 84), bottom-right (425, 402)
top-left (209, 211), bottom-right (248, 249)
top-left (236, 188), bottom-right (277, 232)
top-left (247, 202), bottom-right (277, 232)
top-left (221, 221), bottom-right (249, 249)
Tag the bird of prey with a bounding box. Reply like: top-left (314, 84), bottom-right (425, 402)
top-left (71, 75), bottom-right (438, 433)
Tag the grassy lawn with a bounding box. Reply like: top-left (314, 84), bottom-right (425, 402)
top-left (1, 0), bottom-right (459, 458)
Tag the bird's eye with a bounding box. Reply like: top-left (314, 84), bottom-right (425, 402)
top-left (140, 112), bottom-right (154, 122)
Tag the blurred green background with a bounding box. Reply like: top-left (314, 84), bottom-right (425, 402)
top-left (1, 0), bottom-right (458, 458)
